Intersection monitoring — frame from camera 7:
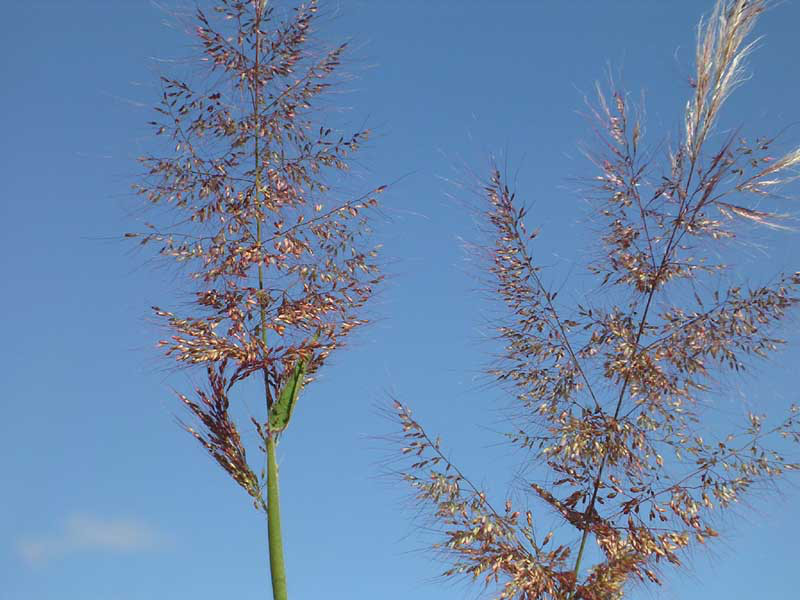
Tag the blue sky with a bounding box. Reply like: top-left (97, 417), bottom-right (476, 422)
top-left (2, 1), bottom-right (799, 599)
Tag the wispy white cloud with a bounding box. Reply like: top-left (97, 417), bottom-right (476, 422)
top-left (16, 514), bottom-right (168, 564)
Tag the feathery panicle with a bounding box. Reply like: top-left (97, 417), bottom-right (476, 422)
top-left (392, 2), bottom-right (800, 598)
top-left (131, 0), bottom-right (383, 475)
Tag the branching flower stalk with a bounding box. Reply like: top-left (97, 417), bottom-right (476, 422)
top-left (393, 1), bottom-right (800, 598)
top-left (130, 1), bottom-right (383, 597)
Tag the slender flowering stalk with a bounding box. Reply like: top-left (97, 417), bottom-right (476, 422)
top-left (393, 1), bottom-right (800, 598)
top-left (129, 1), bottom-right (383, 597)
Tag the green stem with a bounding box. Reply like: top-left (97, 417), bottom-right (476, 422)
top-left (266, 435), bottom-right (288, 600)
top-left (251, 3), bottom-right (288, 597)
